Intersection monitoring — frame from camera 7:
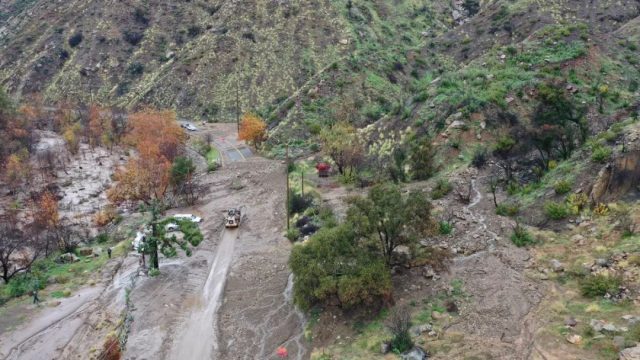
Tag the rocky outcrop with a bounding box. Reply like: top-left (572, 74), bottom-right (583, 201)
top-left (590, 151), bottom-right (640, 203)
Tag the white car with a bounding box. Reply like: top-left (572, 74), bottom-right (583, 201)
top-left (165, 223), bottom-right (179, 232)
top-left (181, 123), bottom-right (198, 131)
top-left (173, 214), bottom-right (202, 223)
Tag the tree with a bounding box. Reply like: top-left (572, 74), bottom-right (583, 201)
top-left (88, 104), bottom-right (113, 149)
top-left (530, 80), bottom-right (587, 168)
top-left (346, 183), bottom-right (435, 267)
top-left (109, 109), bottom-right (186, 205)
top-left (4, 151), bottom-right (31, 192)
top-left (170, 157), bottom-right (200, 205)
top-left (0, 218), bottom-right (40, 284)
top-left (238, 113), bottom-right (267, 146)
top-left (289, 224), bottom-right (392, 310)
top-left (493, 134), bottom-right (516, 181)
top-left (319, 122), bottom-right (363, 176)
top-left (409, 135), bottom-right (436, 181)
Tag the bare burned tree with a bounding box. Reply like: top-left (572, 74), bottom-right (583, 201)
top-left (0, 218), bottom-right (41, 284)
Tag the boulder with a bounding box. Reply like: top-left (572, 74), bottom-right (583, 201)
top-left (564, 317), bottom-right (577, 327)
top-left (566, 334), bottom-right (582, 345)
top-left (58, 253), bottom-right (79, 263)
top-left (77, 247), bottom-right (93, 256)
top-left (380, 341), bottom-right (391, 354)
top-left (410, 323), bottom-right (433, 337)
top-left (550, 259), bottom-right (564, 272)
top-left (422, 266), bottom-right (436, 279)
top-left (401, 346), bottom-right (428, 360)
top-left (620, 345), bottom-right (640, 360)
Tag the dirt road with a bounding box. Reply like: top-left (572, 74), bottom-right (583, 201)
top-left (169, 228), bottom-right (238, 359)
top-left (124, 124), bottom-right (308, 360)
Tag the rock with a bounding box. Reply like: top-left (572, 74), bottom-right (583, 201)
top-left (449, 120), bottom-right (466, 129)
top-left (58, 253), bottom-right (79, 263)
top-left (571, 234), bottom-right (586, 245)
top-left (620, 345), bottom-right (640, 360)
top-left (590, 319), bottom-right (606, 332)
top-left (550, 259), bottom-right (564, 272)
top-left (381, 341), bottom-right (391, 354)
top-left (613, 336), bottom-right (626, 350)
top-left (78, 247), bottom-right (93, 256)
top-left (452, 10), bottom-right (462, 21)
top-left (339, 38), bottom-right (349, 45)
top-left (596, 258), bottom-right (609, 267)
top-left (401, 346), bottom-right (428, 360)
top-left (622, 315), bottom-right (640, 324)
top-left (566, 334), bottom-right (582, 344)
top-left (564, 317), bottom-right (578, 327)
top-left (422, 266), bottom-right (436, 279)
top-left (431, 311), bottom-right (445, 320)
top-left (410, 324), bottom-right (433, 337)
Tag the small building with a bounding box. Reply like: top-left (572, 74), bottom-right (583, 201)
top-left (316, 162), bottom-right (331, 177)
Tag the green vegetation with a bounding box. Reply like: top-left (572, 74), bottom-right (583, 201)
top-left (580, 274), bottom-right (622, 298)
top-left (496, 202), bottom-right (520, 217)
top-left (544, 201), bottom-right (570, 220)
top-left (291, 183), bottom-right (438, 310)
top-left (438, 221), bottom-right (453, 235)
top-left (510, 223), bottom-right (535, 247)
top-left (553, 179), bottom-right (572, 195)
top-left (431, 179), bottom-right (452, 200)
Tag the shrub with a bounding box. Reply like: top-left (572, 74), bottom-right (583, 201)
top-left (510, 223), bottom-right (535, 247)
top-left (123, 31), bottom-right (144, 46)
top-left (99, 333), bottom-right (121, 360)
top-left (285, 227), bottom-right (300, 242)
top-left (554, 180), bottom-right (572, 195)
top-left (68, 32), bottom-right (83, 47)
top-left (593, 203), bottom-right (609, 216)
top-left (207, 162), bottom-right (219, 173)
top-left (544, 201), bottom-right (569, 220)
top-left (580, 274), bottom-right (621, 298)
top-left (431, 179), bottom-right (452, 199)
top-left (439, 221), bottom-right (453, 235)
top-left (94, 206), bottom-right (118, 226)
top-left (566, 193), bottom-right (588, 215)
top-left (289, 192), bottom-right (313, 215)
top-left (388, 307), bottom-right (413, 354)
top-left (471, 147), bottom-right (487, 168)
top-left (496, 202), bottom-right (520, 216)
top-left (591, 145), bottom-right (612, 163)
top-left (95, 233), bottom-right (109, 244)
top-left (127, 62), bottom-right (145, 76)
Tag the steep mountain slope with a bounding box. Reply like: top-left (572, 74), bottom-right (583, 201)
top-left (0, 0), bottom-right (349, 120)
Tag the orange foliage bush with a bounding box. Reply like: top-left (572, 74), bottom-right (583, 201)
top-left (93, 206), bottom-right (118, 227)
top-left (238, 113), bottom-right (267, 146)
top-left (108, 109), bottom-right (185, 205)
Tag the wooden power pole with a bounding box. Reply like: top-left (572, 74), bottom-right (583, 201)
top-left (286, 144), bottom-right (290, 230)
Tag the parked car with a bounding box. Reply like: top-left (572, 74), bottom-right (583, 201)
top-left (165, 223), bottom-right (179, 232)
top-left (173, 214), bottom-right (202, 223)
top-left (181, 122), bottom-right (198, 131)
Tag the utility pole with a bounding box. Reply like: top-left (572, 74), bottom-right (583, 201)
top-left (236, 65), bottom-right (240, 134)
top-left (286, 144), bottom-right (290, 230)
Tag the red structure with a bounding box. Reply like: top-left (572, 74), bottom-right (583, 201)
top-left (315, 162), bottom-right (331, 177)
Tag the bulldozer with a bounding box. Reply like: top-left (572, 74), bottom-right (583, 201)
top-left (223, 206), bottom-right (245, 228)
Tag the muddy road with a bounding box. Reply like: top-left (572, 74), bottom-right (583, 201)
top-left (125, 124), bottom-right (308, 360)
top-left (169, 228), bottom-right (237, 359)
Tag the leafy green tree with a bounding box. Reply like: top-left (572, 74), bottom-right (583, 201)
top-left (408, 136), bottom-right (436, 181)
top-left (347, 183), bottom-right (434, 267)
top-left (170, 157), bottom-right (200, 204)
top-left (319, 122), bottom-right (362, 176)
top-left (289, 224), bottom-right (392, 310)
top-left (140, 202), bottom-right (202, 271)
top-left (531, 80), bottom-right (587, 168)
